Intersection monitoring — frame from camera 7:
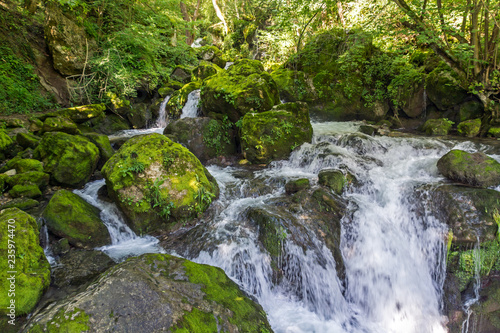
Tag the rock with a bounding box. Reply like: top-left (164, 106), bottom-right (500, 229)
top-left (11, 159), bottom-right (44, 173)
top-left (270, 68), bottom-right (314, 103)
top-left (425, 69), bottom-right (469, 111)
top-left (16, 132), bottom-right (40, 150)
top-left (166, 81), bottom-right (201, 118)
top-left (44, 3), bottom-right (93, 76)
top-left (469, 277), bottom-right (500, 332)
top-left (1, 118), bottom-right (26, 128)
top-left (457, 118), bottom-right (481, 137)
top-left (29, 117), bottom-right (43, 133)
top-left (9, 184), bottom-right (42, 199)
top-left (7, 171), bottom-right (50, 189)
top-left (415, 184), bottom-right (500, 244)
top-left (285, 178), bottom-right (310, 194)
top-left (318, 169), bottom-right (351, 195)
top-left (458, 100), bottom-right (484, 121)
top-left (201, 59), bottom-right (280, 123)
top-left (42, 189), bottom-right (111, 249)
top-left (241, 102), bottom-right (313, 164)
top-left (91, 114), bottom-right (131, 135)
top-left (42, 117), bottom-right (79, 134)
top-left (101, 133), bottom-right (219, 233)
top-left (23, 253), bottom-right (272, 333)
top-left (0, 208), bottom-right (50, 315)
top-left (421, 118), bottom-right (454, 135)
top-left (164, 117), bottom-right (236, 163)
top-left (191, 61), bottom-right (221, 81)
top-left (34, 132), bottom-right (100, 188)
top-left (4, 169), bottom-right (16, 176)
top-left (488, 126), bottom-right (500, 138)
top-left (0, 129), bottom-right (14, 155)
top-left (158, 81), bottom-right (184, 98)
top-left (52, 250), bottom-right (115, 287)
top-left (437, 150), bottom-right (500, 187)
top-left (126, 103), bottom-right (151, 129)
top-left (359, 125), bottom-right (377, 136)
top-left (397, 84), bottom-right (428, 118)
top-left (82, 132), bottom-right (115, 166)
top-left (0, 198), bottom-right (39, 211)
top-left (170, 65), bottom-right (194, 84)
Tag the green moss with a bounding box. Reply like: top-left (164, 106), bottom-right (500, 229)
top-left (270, 68), bottom-right (313, 103)
top-left (457, 119), bottom-right (481, 137)
top-left (82, 132), bottom-right (115, 164)
top-left (183, 260), bottom-right (272, 333)
top-left (101, 133), bottom-right (218, 233)
top-left (49, 104), bottom-right (106, 123)
top-left (425, 68), bottom-right (468, 110)
top-left (167, 81), bottom-right (202, 118)
top-left (7, 171), bottom-right (50, 188)
top-left (0, 198), bottom-right (39, 211)
top-left (42, 117), bottom-right (79, 135)
top-left (0, 129), bottom-right (13, 153)
top-left (285, 178), bottom-right (310, 194)
top-left (9, 184), bottom-right (42, 198)
top-left (28, 308), bottom-right (90, 333)
top-left (488, 126), bottom-right (500, 138)
top-left (173, 308), bottom-right (218, 333)
top-left (16, 132), bottom-right (40, 150)
top-left (0, 208), bottom-right (50, 315)
top-left (422, 118), bottom-right (454, 135)
top-left (192, 61), bottom-right (222, 81)
top-left (318, 170), bottom-right (346, 195)
top-left (34, 132), bottom-right (100, 187)
top-left (12, 159), bottom-right (43, 173)
top-left (42, 189), bottom-right (111, 249)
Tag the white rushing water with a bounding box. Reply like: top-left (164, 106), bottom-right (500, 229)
top-left (180, 89), bottom-right (201, 118)
top-left (74, 180), bottom-right (165, 261)
top-left (155, 94), bottom-right (171, 128)
top-left (182, 122), bottom-right (465, 333)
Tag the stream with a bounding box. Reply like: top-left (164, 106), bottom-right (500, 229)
top-left (72, 116), bottom-right (500, 333)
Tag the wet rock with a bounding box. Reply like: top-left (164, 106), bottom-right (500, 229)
top-left (457, 119), bottom-right (481, 138)
top-left (10, 159), bottom-right (43, 173)
top-left (81, 132), bottom-right (115, 166)
top-left (91, 114), bottom-right (131, 135)
top-left (101, 133), bottom-right (219, 233)
top-left (241, 102), bottom-right (313, 164)
top-left (285, 178), bottom-right (310, 194)
top-left (23, 254), bottom-right (273, 333)
top-left (421, 118), bottom-right (454, 135)
top-left (318, 169), bottom-right (349, 195)
top-left (0, 129), bottom-right (14, 158)
top-left (9, 184), bottom-right (42, 199)
top-left (126, 103), bottom-right (151, 129)
top-left (52, 250), bottom-right (115, 287)
top-left (42, 189), bottom-right (111, 249)
top-left (0, 208), bottom-right (50, 315)
top-left (437, 150), bottom-right (500, 187)
top-left (6, 171), bottom-right (49, 189)
top-left (170, 65), bottom-right (193, 84)
top-left (469, 277), bottom-right (500, 332)
top-left (459, 100), bottom-right (484, 122)
top-left (34, 132), bottom-right (99, 188)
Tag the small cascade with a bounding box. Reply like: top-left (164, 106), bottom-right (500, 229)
top-left (180, 89), bottom-right (201, 118)
top-left (39, 220), bottom-right (58, 267)
top-left (155, 94), bottom-right (171, 128)
top-left (224, 62), bottom-right (234, 70)
top-left (74, 180), bottom-right (165, 261)
top-left (461, 239), bottom-right (481, 333)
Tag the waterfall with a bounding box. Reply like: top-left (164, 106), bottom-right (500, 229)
top-left (180, 89), bottom-right (201, 119)
top-left (461, 239), bottom-right (481, 333)
top-left (39, 219), bottom-right (58, 267)
top-left (73, 180), bottom-right (165, 262)
top-left (224, 62), bottom-right (234, 70)
top-left (155, 94), bottom-right (171, 128)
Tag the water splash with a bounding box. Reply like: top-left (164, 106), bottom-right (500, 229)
top-left (39, 219), bottom-right (58, 267)
top-left (180, 89), bottom-right (200, 118)
top-left (461, 238), bottom-right (481, 333)
top-left (155, 94), bottom-right (171, 128)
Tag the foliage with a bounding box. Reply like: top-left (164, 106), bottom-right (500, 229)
top-left (203, 116), bottom-right (232, 156)
top-left (145, 178), bottom-right (175, 219)
top-left (119, 158), bottom-right (145, 178)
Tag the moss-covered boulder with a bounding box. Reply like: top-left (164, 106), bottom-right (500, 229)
top-left (158, 80), bottom-right (184, 97)
top-left (421, 118), bottom-right (454, 135)
top-left (16, 132), bottom-right (40, 150)
top-left (170, 65), bottom-right (194, 84)
top-left (7, 171), bottom-right (50, 189)
top-left (0, 208), bottom-right (50, 315)
top-left (270, 68), bottom-right (314, 103)
top-left (425, 68), bottom-right (468, 111)
top-left (165, 81), bottom-right (202, 118)
top-left (126, 103), bottom-right (151, 129)
top-left (285, 178), bottom-right (310, 195)
top-left (11, 159), bottom-right (43, 173)
top-left (42, 117), bottom-right (79, 134)
top-left (164, 117), bottom-right (236, 163)
top-left (201, 59), bottom-right (280, 123)
top-left (23, 253), bottom-right (273, 333)
top-left (42, 189), bottom-right (111, 249)
top-left (469, 277), bottom-right (500, 332)
top-left (318, 169), bottom-right (351, 195)
top-left (9, 184), bottom-right (42, 199)
top-left (458, 100), bottom-right (484, 121)
top-left (241, 102), bottom-right (313, 164)
top-left (91, 114), bottom-right (131, 135)
top-left (488, 126), bottom-right (500, 138)
top-left (437, 150), bottom-right (500, 187)
top-left (457, 118), bottom-right (481, 137)
top-left (101, 133), bottom-right (219, 233)
top-left (0, 129), bottom-right (14, 156)
top-left (34, 132), bottom-right (100, 188)
top-left (0, 198), bottom-right (39, 211)
top-left (82, 132), bottom-right (114, 166)
top-left (196, 45), bottom-right (225, 68)
top-left (192, 61), bottom-right (222, 81)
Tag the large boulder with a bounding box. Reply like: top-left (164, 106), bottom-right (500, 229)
top-left (41, 104), bottom-right (106, 124)
top-left (34, 132), bottom-right (100, 187)
top-left (101, 133), bottom-right (219, 233)
top-left (201, 59), bottom-right (280, 123)
top-left (164, 117), bottom-right (236, 163)
top-left (42, 189), bottom-right (111, 249)
top-left (425, 68), bottom-right (469, 111)
top-left (270, 68), bottom-right (314, 103)
top-left (0, 129), bottom-right (14, 158)
top-left (437, 150), bottom-right (500, 187)
top-left (421, 118), bottom-right (454, 135)
top-left (191, 61), bottom-right (222, 81)
top-left (0, 208), bottom-right (50, 316)
top-left (23, 254), bottom-right (273, 333)
top-left (241, 102), bottom-right (313, 164)
top-left (457, 118), bottom-right (481, 137)
top-left (41, 117), bottom-right (79, 135)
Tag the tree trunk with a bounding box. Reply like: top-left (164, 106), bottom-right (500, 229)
top-left (212, 0), bottom-right (228, 35)
top-left (471, 0), bottom-right (481, 76)
top-left (180, 1), bottom-right (194, 45)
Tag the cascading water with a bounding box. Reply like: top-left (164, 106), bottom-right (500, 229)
top-left (155, 94), bottom-right (171, 128)
top-left (73, 179), bottom-right (165, 261)
top-left (180, 89), bottom-right (200, 118)
top-left (461, 239), bottom-right (481, 333)
top-left (39, 220), bottom-right (58, 267)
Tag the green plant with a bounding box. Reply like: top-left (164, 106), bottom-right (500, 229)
top-left (119, 159), bottom-right (145, 178)
top-left (145, 178), bottom-right (175, 219)
top-left (203, 116), bottom-right (233, 156)
top-left (493, 208), bottom-right (500, 242)
top-left (193, 174), bottom-right (215, 214)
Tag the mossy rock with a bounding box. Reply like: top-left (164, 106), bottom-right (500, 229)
top-left (425, 68), bottom-right (468, 110)
top-left (158, 81), bottom-right (184, 98)
top-left (201, 59), bottom-right (280, 123)
top-left (34, 132), bottom-right (100, 188)
top-left (457, 119), bottom-right (481, 137)
top-left (170, 65), bottom-right (194, 84)
top-left (0, 198), bottom-right (39, 211)
top-left (23, 253), bottom-right (272, 333)
top-left (45, 104), bottom-right (106, 124)
top-left (29, 118), bottom-right (44, 133)
top-left (0, 208), bottom-right (50, 315)
top-left (284, 178), bottom-right (310, 195)
top-left (101, 133), bottom-right (219, 233)
top-left (7, 171), bottom-right (49, 189)
top-left (470, 278), bottom-right (500, 332)
top-left (421, 118), bottom-right (454, 135)
top-left (1, 118), bottom-right (26, 129)
top-left (16, 132), bottom-right (40, 150)
top-left (11, 159), bottom-right (44, 173)
top-left (42, 117), bottom-right (79, 135)
top-left (437, 150), bottom-right (500, 187)
top-left (196, 45), bottom-right (223, 61)
top-left (241, 102), bottom-right (313, 164)
top-left (126, 103), bottom-right (151, 129)
top-left (42, 189), bottom-right (111, 249)
top-left (318, 169), bottom-right (348, 195)
top-left (0, 129), bottom-right (14, 154)
top-left (458, 100), bottom-right (484, 121)
top-left (82, 132), bottom-right (115, 166)
top-left (166, 81), bottom-right (202, 118)
top-left (270, 68), bottom-right (314, 103)
top-left (9, 184), bottom-right (42, 199)
top-left (0, 174), bottom-right (9, 193)
top-left (91, 114), bottom-right (131, 135)
top-left (192, 61), bottom-right (222, 81)
top-left (487, 126), bottom-right (500, 138)
top-left (164, 117), bottom-right (236, 163)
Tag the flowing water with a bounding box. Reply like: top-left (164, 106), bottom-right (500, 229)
top-left (77, 120), bottom-right (500, 332)
top-left (180, 89), bottom-right (201, 118)
top-left (155, 95), bottom-right (171, 128)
